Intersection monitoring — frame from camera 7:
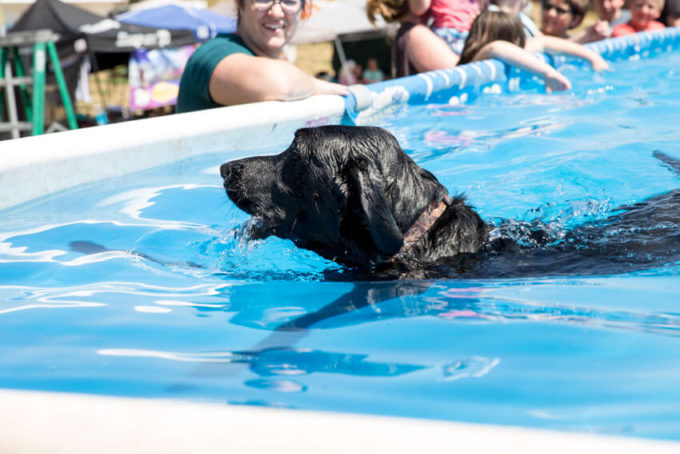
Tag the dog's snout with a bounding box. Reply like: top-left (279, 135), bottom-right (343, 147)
top-left (220, 163), bottom-right (231, 180)
top-left (220, 162), bottom-right (244, 184)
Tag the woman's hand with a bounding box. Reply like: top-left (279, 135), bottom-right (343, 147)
top-left (313, 79), bottom-right (351, 96)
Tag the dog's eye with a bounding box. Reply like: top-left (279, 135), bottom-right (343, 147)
top-left (356, 158), bottom-right (369, 171)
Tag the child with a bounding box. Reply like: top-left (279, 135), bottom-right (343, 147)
top-left (367, 0), bottom-right (460, 76)
top-left (460, 11), bottom-right (609, 92)
top-left (410, 0), bottom-right (489, 58)
top-left (540, 0), bottom-right (590, 39)
top-left (362, 58), bottom-right (386, 83)
top-left (488, 0), bottom-right (541, 38)
top-left (612, 0), bottom-right (666, 36)
top-left (573, 0), bottom-right (631, 42)
top-left (338, 60), bottom-right (360, 85)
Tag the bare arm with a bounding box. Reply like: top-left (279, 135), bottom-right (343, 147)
top-left (407, 23), bottom-right (460, 72)
top-left (473, 40), bottom-right (571, 92)
top-left (527, 35), bottom-right (610, 71)
top-left (209, 53), bottom-right (349, 106)
top-left (409, 0), bottom-right (431, 16)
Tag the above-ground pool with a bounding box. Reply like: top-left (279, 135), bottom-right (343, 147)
top-left (1, 34), bottom-right (680, 441)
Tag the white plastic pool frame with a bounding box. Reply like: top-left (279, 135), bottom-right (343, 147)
top-left (0, 95), bottom-right (346, 210)
top-left (2, 29), bottom-right (680, 452)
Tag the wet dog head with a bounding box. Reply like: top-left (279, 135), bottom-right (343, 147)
top-left (221, 125), bottom-right (448, 267)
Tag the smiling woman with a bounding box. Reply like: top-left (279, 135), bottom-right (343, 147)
top-left (176, 0), bottom-right (348, 112)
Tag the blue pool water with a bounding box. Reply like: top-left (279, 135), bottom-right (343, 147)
top-left (2, 50), bottom-right (680, 440)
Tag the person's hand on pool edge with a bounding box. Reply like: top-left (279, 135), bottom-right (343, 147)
top-left (543, 67), bottom-right (572, 92)
top-left (312, 78), bottom-right (351, 97)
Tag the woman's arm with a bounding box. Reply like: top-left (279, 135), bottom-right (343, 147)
top-left (407, 23), bottom-right (460, 72)
top-left (209, 53), bottom-right (349, 106)
top-left (473, 40), bottom-right (571, 92)
top-left (527, 35), bottom-right (610, 71)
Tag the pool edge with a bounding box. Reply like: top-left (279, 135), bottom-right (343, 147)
top-left (0, 95), bottom-right (346, 211)
top-left (1, 389), bottom-right (678, 453)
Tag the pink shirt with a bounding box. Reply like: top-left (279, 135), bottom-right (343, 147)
top-left (430, 0), bottom-right (484, 31)
top-left (612, 20), bottom-right (665, 37)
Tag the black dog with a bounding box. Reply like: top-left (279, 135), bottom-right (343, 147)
top-left (221, 125), bottom-right (680, 279)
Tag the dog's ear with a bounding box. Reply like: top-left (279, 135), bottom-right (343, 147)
top-left (347, 162), bottom-right (404, 256)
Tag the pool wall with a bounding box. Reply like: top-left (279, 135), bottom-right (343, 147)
top-left (345, 27), bottom-right (680, 123)
top-left (0, 96), bottom-right (345, 210)
top-left (2, 389), bottom-right (680, 453)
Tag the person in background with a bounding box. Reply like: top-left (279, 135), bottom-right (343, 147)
top-left (612, 0), bottom-right (666, 36)
top-left (409, 0), bottom-right (488, 62)
top-left (660, 0), bottom-right (680, 26)
top-left (352, 62), bottom-right (365, 83)
top-left (176, 0), bottom-right (348, 113)
top-left (367, 0), bottom-right (460, 77)
top-left (338, 59), bottom-right (360, 85)
top-left (540, 0), bottom-right (589, 39)
top-left (460, 11), bottom-right (609, 91)
top-left (362, 58), bottom-right (386, 83)
top-left (572, 0), bottom-right (631, 42)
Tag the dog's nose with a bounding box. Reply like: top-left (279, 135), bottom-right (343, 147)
top-left (220, 163), bottom-right (230, 180)
top-left (221, 162), bottom-right (245, 186)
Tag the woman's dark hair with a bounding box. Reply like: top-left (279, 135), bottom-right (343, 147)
top-left (459, 11), bottom-right (526, 65)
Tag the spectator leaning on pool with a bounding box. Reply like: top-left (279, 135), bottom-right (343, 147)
top-left (612, 0), bottom-right (666, 37)
top-left (367, 0), bottom-right (462, 77)
top-left (459, 11), bottom-right (608, 92)
top-left (176, 0), bottom-right (348, 113)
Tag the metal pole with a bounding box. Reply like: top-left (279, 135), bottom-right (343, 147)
top-left (31, 41), bottom-right (46, 135)
top-left (47, 41), bottom-right (78, 130)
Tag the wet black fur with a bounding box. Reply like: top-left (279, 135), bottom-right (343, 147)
top-left (221, 125), bottom-right (680, 279)
top-left (222, 125), bottom-right (487, 269)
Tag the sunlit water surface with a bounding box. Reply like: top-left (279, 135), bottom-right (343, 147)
top-left (2, 51), bottom-right (680, 440)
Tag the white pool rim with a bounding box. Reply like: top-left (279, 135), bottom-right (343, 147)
top-left (1, 389), bottom-right (679, 453)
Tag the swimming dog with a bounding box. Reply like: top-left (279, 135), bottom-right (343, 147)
top-left (221, 125), bottom-right (680, 279)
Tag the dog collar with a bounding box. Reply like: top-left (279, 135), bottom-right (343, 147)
top-left (398, 195), bottom-right (451, 255)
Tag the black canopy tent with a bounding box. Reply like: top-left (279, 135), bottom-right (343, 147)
top-left (9, 0), bottom-right (198, 121)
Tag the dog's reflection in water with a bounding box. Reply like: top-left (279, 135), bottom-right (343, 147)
top-left (187, 280), bottom-right (436, 385)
